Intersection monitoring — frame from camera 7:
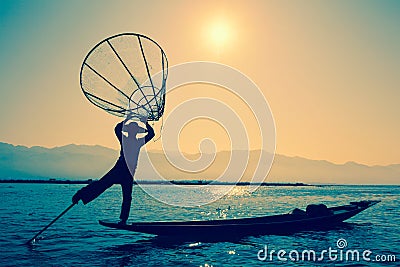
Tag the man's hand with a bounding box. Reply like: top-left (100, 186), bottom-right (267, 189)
top-left (139, 115), bottom-right (148, 123)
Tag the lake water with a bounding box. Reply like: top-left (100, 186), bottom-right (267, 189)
top-left (0, 183), bottom-right (398, 266)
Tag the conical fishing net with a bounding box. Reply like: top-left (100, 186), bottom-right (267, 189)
top-left (80, 33), bottom-right (168, 120)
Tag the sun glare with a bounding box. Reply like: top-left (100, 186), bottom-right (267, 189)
top-left (210, 21), bottom-right (230, 47)
top-left (208, 20), bottom-right (232, 49)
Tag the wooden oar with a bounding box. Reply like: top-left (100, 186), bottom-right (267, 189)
top-left (26, 203), bottom-right (75, 244)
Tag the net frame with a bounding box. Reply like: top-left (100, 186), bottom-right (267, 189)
top-left (80, 33), bottom-right (168, 121)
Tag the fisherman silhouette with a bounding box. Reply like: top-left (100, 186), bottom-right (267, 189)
top-left (72, 116), bottom-right (154, 224)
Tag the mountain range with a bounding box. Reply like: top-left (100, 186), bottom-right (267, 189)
top-left (0, 142), bottom-right (398, 184)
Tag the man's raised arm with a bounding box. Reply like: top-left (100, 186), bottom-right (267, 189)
top-left (144, 122), bottom-right (155, 144)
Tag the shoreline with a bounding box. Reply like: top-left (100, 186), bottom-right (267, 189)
top-left (0, 179), bottom-right (311, 187)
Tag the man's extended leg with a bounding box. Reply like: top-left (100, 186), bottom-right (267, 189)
top-left (73, 166), bottom-right (117, 204)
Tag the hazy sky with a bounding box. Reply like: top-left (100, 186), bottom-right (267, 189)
top-left (0, 0), bottom-right (399, 166)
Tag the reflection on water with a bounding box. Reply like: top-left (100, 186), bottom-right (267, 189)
top-left (138, 184), bottom-right (240, 207)
top-left (0, 184), bottom-right (398, 266)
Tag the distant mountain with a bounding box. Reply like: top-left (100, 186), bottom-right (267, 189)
top-left (0, 142), bottom-right (398, 184)
top-left (0, 142), bottom-right (118, 179)
top-left (268, 155), bottom-right (399, 184)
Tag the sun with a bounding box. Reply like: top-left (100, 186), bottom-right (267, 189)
top-left (203, 15), bottom-right (236, 55)
top-left (211, 23), bottom-right (229, 45)
top-left (209, 20), bottom-right (231, 48)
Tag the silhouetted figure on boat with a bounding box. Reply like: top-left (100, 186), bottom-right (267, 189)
top-left (72, 117), bottom-right (154, 224)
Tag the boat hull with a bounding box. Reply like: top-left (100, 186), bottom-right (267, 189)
top-left (99, 200), bottom-right (380, 237)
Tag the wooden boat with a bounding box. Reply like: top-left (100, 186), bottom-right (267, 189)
top-left (99, 200), bottom-right (380, 237)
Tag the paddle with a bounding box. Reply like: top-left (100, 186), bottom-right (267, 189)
top-left (26, 203), bottom-right (75, 244)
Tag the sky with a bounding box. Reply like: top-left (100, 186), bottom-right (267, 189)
top-left (0, 0), bottom-right (399, 166)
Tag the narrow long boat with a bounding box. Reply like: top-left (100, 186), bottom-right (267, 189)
top-left (99, 200), bottom-right (380, 237)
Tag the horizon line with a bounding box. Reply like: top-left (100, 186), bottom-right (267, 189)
top-left (0, 178), bottom-right (399, 186)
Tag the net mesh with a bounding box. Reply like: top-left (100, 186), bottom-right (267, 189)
top-left (80, 33), bottom-right (168, 120)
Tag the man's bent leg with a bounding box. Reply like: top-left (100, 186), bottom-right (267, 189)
top-left (74, 167), bottom-right (117, 204)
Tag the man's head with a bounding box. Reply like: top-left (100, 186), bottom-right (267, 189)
top-left (124, 120), bottom-right (146, 134)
